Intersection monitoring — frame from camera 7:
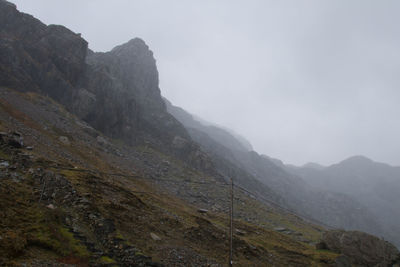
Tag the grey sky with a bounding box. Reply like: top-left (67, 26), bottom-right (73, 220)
top-left (10, 0), bottom-right (400, 166)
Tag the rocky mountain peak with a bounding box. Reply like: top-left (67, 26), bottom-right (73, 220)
top-left (0, 0), bottom-right (192, 161)
top-left (87, 37), bottom-right (160, 112)
top-left (109, 38), bottom-right (160, 102)
top-left (111, 37), bottom-right (150, 54)
top-left (110, 37), bottom-right (155, 66)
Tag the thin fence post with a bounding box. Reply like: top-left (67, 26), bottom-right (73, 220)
top-left (229, 178), bottom-right (233, 266)
top-left (39, 180), bottom-right (46, 203)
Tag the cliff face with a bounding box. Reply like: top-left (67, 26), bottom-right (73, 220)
top-left (81, 39), bottom-right (189, 147)
top-left (0, 0), bottom-right (87, 100)
top-left (2, 1), bottom-right (400, 265)
top-left (0, 0), bottom-right (193, 155)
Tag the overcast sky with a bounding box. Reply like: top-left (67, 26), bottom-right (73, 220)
top-left (11, 0), bottom-right (400, 166)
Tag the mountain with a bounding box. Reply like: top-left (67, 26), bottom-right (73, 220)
top-left (165, 98), bottom-right (384, 239)
top-left (302, 162), bottom-right (326, 170)
top-left (0, 0), bottom-right (219, 177)
top-left (165, 98), bottom-right (287, 207)
top-left (291, 155), bottom-right (400, 247)
top-left (1, 0), bottom-right (399, 265)
top-left (168, 94), bottom-right (399, 248)
top-left (165, 98), bottom-right (252, 153)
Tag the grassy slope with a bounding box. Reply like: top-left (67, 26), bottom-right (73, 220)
top-left (0, 89), bottom-right (339, 266)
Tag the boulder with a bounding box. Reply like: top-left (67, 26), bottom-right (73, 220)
top-left (317, 230), bottom-right (400, 266)
top-left (59, 136), bottom-right (70, 145)
top-left (197, 209), bottom-right (208, 214)
top-left (8, 132), bottom-right (24, 148)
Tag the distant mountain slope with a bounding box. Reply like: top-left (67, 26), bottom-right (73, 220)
top-left (165, 98), bottom-right (252, 152)
top-left (291, 155), bottom-right (400, 247)
top-left (165, 98), bottom-right (286, 205)
top-left (165, 98), bottom-right (383, 238)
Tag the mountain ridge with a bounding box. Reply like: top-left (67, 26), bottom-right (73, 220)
top-left (1, 0), bottom-right (399, 265)
top-left (165, 97), bottom-right (386, 241)
top-left (291, 155), bottom-right (400, 247)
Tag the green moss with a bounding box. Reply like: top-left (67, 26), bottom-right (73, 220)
top-left (0, 148), bottom-right (11, 160)
top-left (135, 251), bottom-right (145, 257)
top-left (28, 221), bottom-right (89, 258)
top-left (100, 256), bottom-right (116, 263)
top-left (58, 227), bottom-right (90, 257)
top-left (59, 169), bottom-right (79, 178)
top-left (115, 230), bottom-right (124, 240)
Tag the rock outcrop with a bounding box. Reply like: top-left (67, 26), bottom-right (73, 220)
top-left (0, 0), bottom-right (87, 99)
top-left (0, 0), bottom-right (216, 174)
top-left (318, 230), bottom-right (400, 267)
top-left (2, 1), bottom-right (400, 266)
top-left (82, 39), bottom-right (189, 147)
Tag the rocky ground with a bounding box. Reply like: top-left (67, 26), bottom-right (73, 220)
top-left (1, 1), bottom-right (400, 265)
top-left (0, 88), bottom-right (343, 266)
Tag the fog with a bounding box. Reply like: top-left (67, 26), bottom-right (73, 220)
top-left (11, 0), bottom-right (400, 166)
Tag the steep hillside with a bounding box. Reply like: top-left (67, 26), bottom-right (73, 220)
top-left (165, 97), bottom-right (383, 239)
top-left (165, 99), bottom-right (252, 153)
top-left (0, 1), bottom-right (338, 266)
top-left (0, 0), bottom-right (213, 177)
top-left (1, 87), bottom-right (342, 266)
top-left (1, 1), bottom-right (399, 266)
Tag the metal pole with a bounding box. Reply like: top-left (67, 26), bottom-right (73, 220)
top-left (39, 180), bottom-right (46, 203)
top-left (229, 178), bottom-right (233, 266)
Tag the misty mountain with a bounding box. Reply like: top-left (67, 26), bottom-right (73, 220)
top-left (0, 0), bottom-right (222, 178)
top-left (290, 155), bottom-right (400, 247)
top-left (1, 1), bottom-right (400, 265)
top-left (1, 0), bottom-right (283, 227)
top-left (302, 162), bottom-right (326, 170)
top-left (165, 98), bottom-right (384, 239)
top-left (165, 98), bottom-right (252, 153)
top-left (165, 98), bottom-right (286, 206)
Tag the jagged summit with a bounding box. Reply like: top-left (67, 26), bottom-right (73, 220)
top-left (110, 38), bottom-right (156, 70)
top-left (111, 37), bottom-right (150, 53)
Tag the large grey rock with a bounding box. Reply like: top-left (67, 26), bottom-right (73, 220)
top-left (318, 230), bottom-right (400, 267)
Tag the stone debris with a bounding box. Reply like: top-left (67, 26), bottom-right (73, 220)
top-left (150, 232), bottom-right (161, 241)
top-left (59, 136), bottom-right (70, 145)
top-left (197, 208), bottom-right (208, 214)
